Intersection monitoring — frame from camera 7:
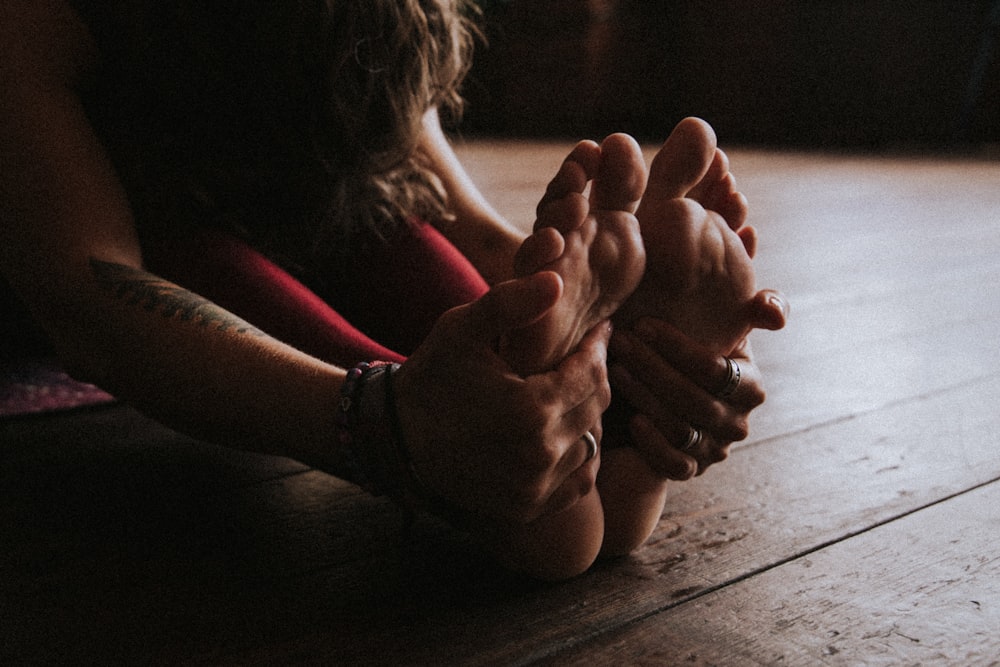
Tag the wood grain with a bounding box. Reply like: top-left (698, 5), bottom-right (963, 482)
top-left (4, 144), bottom-right (1000, 665)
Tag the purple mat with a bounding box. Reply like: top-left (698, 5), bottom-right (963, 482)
top-left (0, 358), bottom-right (115, 417)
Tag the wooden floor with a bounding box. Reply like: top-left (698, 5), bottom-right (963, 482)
top-left (4, 141), bottom-right (1000, 665)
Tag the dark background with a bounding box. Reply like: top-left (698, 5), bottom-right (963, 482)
top-left (461, 0), bottom-right (1000, 150)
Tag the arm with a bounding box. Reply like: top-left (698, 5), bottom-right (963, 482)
top-left (0, 1), bottom-right (345, 461)
top-left (0, 2), bottom-right (609, 529)
top-left (416, 107), bottom-right (525, 285)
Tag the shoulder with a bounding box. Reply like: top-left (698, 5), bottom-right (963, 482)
top-left (0, 0), bottom-right (98, 87)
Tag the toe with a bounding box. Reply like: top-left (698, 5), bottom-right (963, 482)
top-left (514, 227), bottom-right (566, 277)
top-left (644, 117), bottom-right (717, 202)
top-left (536, 140), bottom-right (600, 219)
top-left (590, 133), bottom-right (646, 214)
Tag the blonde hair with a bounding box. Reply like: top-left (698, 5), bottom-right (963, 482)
top-left (103, 0), bottom-right (480, 284)
top-left (308, 0), bottom-right (479, 272)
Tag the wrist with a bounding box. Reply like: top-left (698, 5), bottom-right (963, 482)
top-left (328, 362), bottom-right (423, 505)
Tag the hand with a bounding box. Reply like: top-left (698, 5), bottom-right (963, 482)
top-left (393, 272), bottom-right (612, 524)
top-left (607, 317), bottom-right (769, 479)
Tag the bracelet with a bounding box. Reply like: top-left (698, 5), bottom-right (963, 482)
top-left (334, 361), bottom-right (415, 502)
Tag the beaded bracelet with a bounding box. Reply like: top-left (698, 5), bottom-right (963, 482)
top-left (334, 361), bottom-right (416, 502)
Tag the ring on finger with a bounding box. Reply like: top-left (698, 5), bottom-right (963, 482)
top-left (680, 426), bottom-right (702, 452)
top-left (717, 357), bottom-right (742, 398)
top-left (582, 430), bottom-right (599, 461)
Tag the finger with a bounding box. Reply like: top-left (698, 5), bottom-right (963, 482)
top-left (747, 289), bottom-right (789, 331)
top-left (610, 328), bottom-right (748, 443)
top-left (628, 413), bottom-right (697, 480)
top-left (459, 272), bottom-right (563, 345)
top-left (538, 325), bottom-right (612, 484)
top-left (610, 353), bottom-right (740, 449)
top-left (537, 320), bottom-right (612, 412)
top-left (679, 425), bottom-right (732, 476)
top-left (631, 318), bottom-right (766, 412)
top-left (628, 407), bottom-right (731, 479)
top-left (547, 397), bottom-right (606, 485)
top-left (537, 454), bottom-right (600, 518)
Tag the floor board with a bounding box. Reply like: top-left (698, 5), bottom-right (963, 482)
top-left (4, 142), bottom-right (1000, 664)
top-left (546, 481), bottom-right (1000, 666)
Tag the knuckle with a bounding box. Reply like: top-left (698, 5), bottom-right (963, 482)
top-left (705, 401), bottom-right (730, 429)
top-left (596, 377), bottom-right (612, 411)
top-left (745, 383), bottom-right (767, 409)
top-left (706, 401), bottom-right (750, 442)
top-left (729, 417), bottom-right (751, 442)
top-left (711, 445), bottom-right (730, 463)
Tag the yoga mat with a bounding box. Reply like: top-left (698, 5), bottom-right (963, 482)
top-left (0, 358), bottom-right (115, 418)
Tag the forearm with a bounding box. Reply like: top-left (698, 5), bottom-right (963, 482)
top-left (418, 108), bottom-right (524, 284)
top-left (43, 258), bottom-right (345, 464)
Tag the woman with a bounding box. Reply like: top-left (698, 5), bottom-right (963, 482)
top-left (0, 0), bottom-right (775, 579)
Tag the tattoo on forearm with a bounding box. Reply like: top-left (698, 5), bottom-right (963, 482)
top-left (90, 259), bottom-right (264, 336)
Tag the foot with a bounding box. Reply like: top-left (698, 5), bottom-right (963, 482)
top-left (501, 134), bottom-right (647, 375)
top-left (617, 118), bottom-right (785, 353)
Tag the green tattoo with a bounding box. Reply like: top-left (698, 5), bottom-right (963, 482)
top-left (90, 259), bottom-right (264, 336)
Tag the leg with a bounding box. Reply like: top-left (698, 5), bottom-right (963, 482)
top-left (143, 222), bottom-right (489, 366)
top-left (144, 230), bottom-right (405, 365)
top-left (333, 220), bottom-right (490, 357)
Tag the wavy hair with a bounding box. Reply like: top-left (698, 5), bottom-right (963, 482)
top-left (305, 0), bottom-right (480, 263)
top-left (102, 0), bottom-right (480, 286)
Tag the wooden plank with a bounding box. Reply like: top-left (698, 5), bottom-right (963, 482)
top-left (544, 480), bottom-right (1000, 666)
top-left (5, 146), bottom-right (1000, 664)
top-left (456, 143), bottom-right (1000, 444)
top-left (225, 370), bottom-right (1000, 665)
top-left (5, 362), bottom-right (994, 664)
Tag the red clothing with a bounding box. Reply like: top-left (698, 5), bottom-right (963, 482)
top-left (141, 222), bottom-right (489, 366)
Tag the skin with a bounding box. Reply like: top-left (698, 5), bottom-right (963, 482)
top-left (602, 118), bottom-right (788, 556)
top-left (502, 134), bottom-right (646, 376)
top-left (0, 0), bottom-right (607, 533)
top-left (0, 1), bottom-right (779, 580)
top-left (498, 118), bottom-right (789, 572)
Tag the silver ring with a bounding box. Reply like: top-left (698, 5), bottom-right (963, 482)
top-left (718, 357), bottom-right (742, 398)
top-left (680, 427), bottom-right (702, 452)
top-left (582, 430), bottom-right (598, 461)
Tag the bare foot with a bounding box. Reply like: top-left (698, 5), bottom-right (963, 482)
top-left (617, 117), bottom-right (785, 353)
top-left (598, 119), bottom-right (787, 558)
top-left (501, 134), bottom-right (647, 375)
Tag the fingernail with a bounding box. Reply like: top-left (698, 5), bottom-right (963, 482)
top-left (769, 293), bottom-right (788, 315)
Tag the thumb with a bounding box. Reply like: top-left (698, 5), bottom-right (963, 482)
top-left (463, 271), bottom-right (563, 343)
top-left (747, 289), bottom-right (790, 331)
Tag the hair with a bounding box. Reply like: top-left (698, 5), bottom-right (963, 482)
top-left (293, 0), bottom-right (481, 277)
top-left (87, 0), bottom-right (480, 288)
